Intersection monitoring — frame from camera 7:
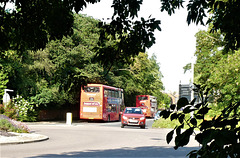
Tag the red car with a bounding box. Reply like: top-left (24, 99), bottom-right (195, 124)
top-left (121, 107), bottom-right (146, 129)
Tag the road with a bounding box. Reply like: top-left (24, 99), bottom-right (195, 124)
top-left (0, 119), bottom-right (199, 158)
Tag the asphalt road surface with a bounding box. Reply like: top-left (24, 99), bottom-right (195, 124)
top-left (0, 119), bottom-right (200, 158)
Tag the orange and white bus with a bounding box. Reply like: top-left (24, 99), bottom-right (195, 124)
top-left (80, 84), bottom-right (124, 121)
top-left (136, 95), bottom-right (157, 118)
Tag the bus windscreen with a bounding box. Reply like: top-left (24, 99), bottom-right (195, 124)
top-left (138, 96), bottom-right (148, 100)
top-left (84, 86), bottom-right (100, 93)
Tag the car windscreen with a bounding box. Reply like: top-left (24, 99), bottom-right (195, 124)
top-left (125, 108), bottom-right (143, 114)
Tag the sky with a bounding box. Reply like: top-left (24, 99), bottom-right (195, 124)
top-left (80, 0), bottom-right (207, 93)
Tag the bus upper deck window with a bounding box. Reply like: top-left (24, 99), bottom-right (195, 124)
top-left (84, 86), bottom-right (100, 93)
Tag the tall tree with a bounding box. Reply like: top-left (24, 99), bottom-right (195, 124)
top-left (1, 0), bottom-right (240, 65)
top-left (2, 14), bottom-right (104, 108)
top-left (108, 52), bottom-right (167, 107)
top-left (194, 29), bottom-right (240, 107)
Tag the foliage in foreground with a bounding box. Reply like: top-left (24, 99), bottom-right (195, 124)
top-left (0, 115), bottom-right (30, 133)
top-left (161, 85), bottom-right (240, 158)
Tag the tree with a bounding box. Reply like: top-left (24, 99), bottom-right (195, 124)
top-left (1, 14), bottom-right (104, 108)
top-left (194, 29), bottom-right (240, 108)
top-left (0, 0), bottom-right (160, 63)
top-left (2, 13), bottom-right (167, 110)
top-left (28, 14), bottom-right (105, 108)
top-left (108, 52), bottom-right (167, 107)
top-left (2, 0), bottom-right (240, 65)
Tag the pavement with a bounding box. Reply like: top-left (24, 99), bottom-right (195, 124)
top-left (0, 131), bottom-right (49, 145)
top-left (0, 121), bottom-right (82, 145)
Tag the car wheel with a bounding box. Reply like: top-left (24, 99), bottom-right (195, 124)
top-left (140, 125), bottom-right (145, 129)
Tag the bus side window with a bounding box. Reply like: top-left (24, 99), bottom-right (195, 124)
top-left (111, 104), bottom-right (116, 112)
top-left (107, 104), bottom-right (117, 112)
top-left (107, 89), bottom-right (111, 97)
top-left (114, 91), bottom-right (118, 98)
top-left (110, 90), bottom-right (114, 98)
top-left (107, 104), bottom-right (111, 112)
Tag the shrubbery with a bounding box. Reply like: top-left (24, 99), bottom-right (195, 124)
top-left (0, 115), bottom-right (30, 133)
top-left (0, 95), bottom-right (37, 122)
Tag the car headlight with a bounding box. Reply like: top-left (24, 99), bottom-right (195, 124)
top-left (140, 117), bottom-right (145, 120)
top-left (123, 116), bottom-right (128, 120)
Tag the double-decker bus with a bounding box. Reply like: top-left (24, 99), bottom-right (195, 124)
top-left (136, 95), bottom-right (157, 118)
top-left (80, 84), bottom-right (124, 121)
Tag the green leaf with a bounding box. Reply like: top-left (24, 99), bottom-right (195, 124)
top-left (176, 124), bottom-right (184, 136)
top-left (175, 127), bottom-right (193, 148)
top-left (183, 105), bottom-right (192, 113)
top-left (190, 98), bottom-right (196, 105)
top-left (190, 118), bottom-right (197, 126)
top-left (177, 97), bottom-right (189, 110)
top-left (170, 113), bottom-right (178, 121)
top-left (194, 103), bottom-right (202, 109)
top-left (166, 130), bottom-right (174, 144)
top-left (194, 114), bottom-right (204, 119)
top-left (178, 114), bottom-right (185, 124)
top-left (170, 104), bottom-right (176, 110)
top-left (200, 120), bottom-right (213, 130)
top-left (161, 110), bottom-right (171, 119)
top-left (197, 107), bottom-right (210, 115)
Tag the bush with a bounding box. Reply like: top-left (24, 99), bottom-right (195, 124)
top-left (0, 96), bottom-right (37, 121)
top-left (12, 95), bottom-right (37, 121)
top-left (0, 103), bottom-right (18, 119)
top-left (0, 115), bottom-right (30, 133)
top-left (152, 118), bottom-right (180, 129)
top-left (152, 114), bottom-right (196, 129)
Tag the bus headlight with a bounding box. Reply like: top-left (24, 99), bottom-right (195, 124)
top-left (140, 117), bottom-right (145, 120)
top-left (123, 116), bottom-right (128, 120)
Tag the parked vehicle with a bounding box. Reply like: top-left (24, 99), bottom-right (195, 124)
top-left (121, 107), bottom-right (146, 129)
top-left (154, 110), bottom-right (161, 121)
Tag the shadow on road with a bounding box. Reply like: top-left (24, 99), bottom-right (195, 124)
top-left (28, 145), bottom-right (200, 158)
